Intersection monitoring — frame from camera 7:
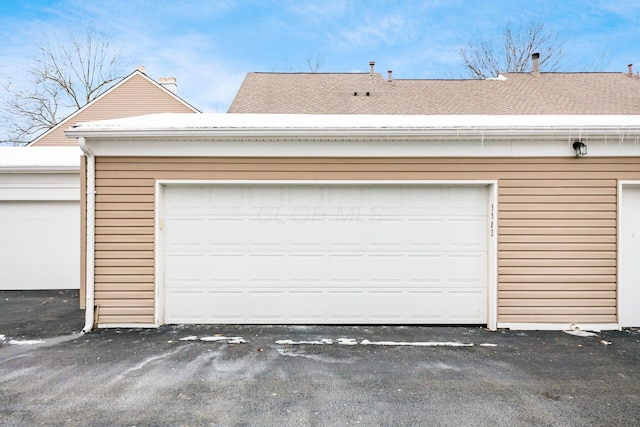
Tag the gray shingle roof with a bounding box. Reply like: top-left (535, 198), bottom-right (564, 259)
top-left (228, 71), bottom-right (640, 115)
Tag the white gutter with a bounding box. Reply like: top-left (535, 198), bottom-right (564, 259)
top-left (78, 137), bottom-right (96, 333)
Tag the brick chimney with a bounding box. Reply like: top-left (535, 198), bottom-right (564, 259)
top-left (159, 77), bottom-right (177, 94)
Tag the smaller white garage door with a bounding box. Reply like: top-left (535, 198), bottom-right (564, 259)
top-left (162, 183), bottom-right (488, 324)
top-left (619, 185), bottom-right (640, 327)
top-left (0, 201), bottom-right (79, 290)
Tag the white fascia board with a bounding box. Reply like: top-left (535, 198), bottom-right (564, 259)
top-left (65, 113), bottom-right (640, 134)
top-left (65, 114), bottom-right (640, 158)
top-left (0, 147), bottom-right (81, 172)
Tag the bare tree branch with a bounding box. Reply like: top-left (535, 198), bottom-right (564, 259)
top-left (458, 21), bottom-right (565, 79)
top-left (2, 27), bottom-right (125, 144)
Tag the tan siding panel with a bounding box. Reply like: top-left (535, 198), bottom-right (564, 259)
top-left (99, 306), bottom-right (155, 316)
top-left (499, 210), bottom-right (616, 219)
top-left (499, 291), bottom-right (615, 299)
top-left (95, 267), bottom-right (155, 275)
top-left (500, 283), bottom-right (616, 291)
top-left (500, 315), bottom-right (616, 323)
top-left (96, 210), bottom-right (154, 219)
top-left (94, 291), bottom-right (153, 300)
top-left (99, 299), bottom-right (155, 307)
top-left (499, 307), bottom-right (616, 315)
top-left (95, 258), bottom-right (154, 267)
top-left (96, 234), bottom-right (154, 243)
top-left (499, 258), bottom-right (616, 267)
top-left (501, 299), bottom-right (616, 307)
top-left (98, 315), bottom-right (155, 324)
top-left (91, 156), bottom-right (640, 326)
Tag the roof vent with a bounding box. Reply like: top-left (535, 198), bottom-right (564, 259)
top-left (388, 70), bottom-right (393, 82)
top-left (159, 77), bottom-right (177, 94)
top-left (628, 64), bottom-right (634, 77)
top-left (369, 61), bottom-right (375, 75)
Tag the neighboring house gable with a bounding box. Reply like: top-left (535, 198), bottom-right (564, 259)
top-left (229, 67), bottom-right (640, 115)
top-left (29, 69), bottom-right (200, 146)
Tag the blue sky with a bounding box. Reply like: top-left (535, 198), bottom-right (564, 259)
top-left (0, 0), bottom-right (638, 113)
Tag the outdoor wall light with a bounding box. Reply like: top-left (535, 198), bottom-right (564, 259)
top-left (573, 141), bottom-right (587, 157)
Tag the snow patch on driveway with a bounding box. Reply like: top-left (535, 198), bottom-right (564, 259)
top-left (179, 335), bottom-right (246, 344)
top-left (360, 340), bottom-right (473, 347)
top-left (8, 339), bottom-right (45, 346)
top-left (276, 338), bottom-right (484, 347)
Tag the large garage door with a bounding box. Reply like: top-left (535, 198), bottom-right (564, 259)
top-left (162, 183), bottom-right (488, 324)
top-left (0, 201), bottom-right (79, 290)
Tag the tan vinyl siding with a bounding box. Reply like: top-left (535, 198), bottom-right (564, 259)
top-left (32, 74), bottom-right (196, 146)
top-left (92, 156), bottom-right (639, 326)
top-left (498, 177), bottom-right (617, 323)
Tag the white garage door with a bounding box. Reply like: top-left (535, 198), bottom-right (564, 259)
top-left (0, 201), bottom-right (79, 290)
top-left (162, 183), bottom-right (488, 324)
top-left (619, 185), bottom-right (640, 327)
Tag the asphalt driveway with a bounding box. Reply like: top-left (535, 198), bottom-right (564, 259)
top-left (1, 290), bottom-right (639, 426)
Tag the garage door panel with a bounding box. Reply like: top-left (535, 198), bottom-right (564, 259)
top-left (163, 184), bottom-right (488, 324)
top-left (449, 218), bottom-right (487, 249)
top-left (208, 255), bottom-right (244, 281)
top-left (369, 255), bottom-right (404, 283)
top-left (248, 255), bottom-right (284, 281)
top-left (206, 291), bottom-right (244, 322)
top-left (166, 219), bottom-right (204, 247)
top-left (408, 255), bottom-right (445, 283)
top-left (165, 290), bottom-right (205, 323)
top-left (248, 291), bottom-right (285, 321)
top-left (369, 291), bottom-right (405, 320)
top-left (408, 218), bottom-right (445, 247)
top-left (327, 219), bottom-right (365, 247)
top-left (248, 219), bottom-right (284, 247)
top-left (289, 255), bottom-right (325, 282)
top-left (327, 255), bottom-right (364, 283)
top-left (289, 291), bottom-right (325, 321)
top-left (207, 219), bottom-right (243, 247)
top-left (449, 290), bottom-right (486, 321)
top-left (368, 219), bottom-right (405, 247)
top-left (328, 290), bottom-right (366, 321)
top-left (449, 254), bottom-right (487, 284)
top-left (166, 254), bottom-right (204, 282)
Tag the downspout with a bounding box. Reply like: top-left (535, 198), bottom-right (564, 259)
top-left (78, 137), bottom-right (96, 332)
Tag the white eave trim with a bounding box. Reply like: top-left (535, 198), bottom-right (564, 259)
top-left (64, 113), bottom-right (640, 157)
top-left (65, 113), bottom-right (640, 138)
top-left (0, 147), bottom-right (81, 172)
